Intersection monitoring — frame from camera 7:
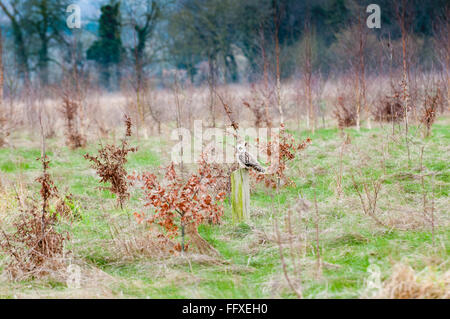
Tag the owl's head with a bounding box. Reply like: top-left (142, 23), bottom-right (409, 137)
top-left (237, 144), bottom-right (246, 153)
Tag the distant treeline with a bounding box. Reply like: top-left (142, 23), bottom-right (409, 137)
top-left (0, 0), bottom-right (448, 90)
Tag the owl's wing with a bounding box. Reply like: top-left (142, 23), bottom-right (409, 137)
top-left (238, 152), bottom-right (248, 165)
top-left (240, 151), bottom-right (265, 172)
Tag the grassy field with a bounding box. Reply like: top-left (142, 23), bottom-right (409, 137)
top-left (0, 117), bottom-right (448, 298)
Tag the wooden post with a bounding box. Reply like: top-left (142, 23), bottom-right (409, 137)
top-left (231, 168), bottom-right (250, 223)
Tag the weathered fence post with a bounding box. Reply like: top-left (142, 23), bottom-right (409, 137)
top-left (231, 168), bottom-right (250, 223)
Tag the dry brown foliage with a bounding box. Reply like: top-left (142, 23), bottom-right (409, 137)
top-left (215, 90), bottom-right (239, 131)
top-left (0, 156), bottom-right (68, 280)
top-left (377, 263), bottom-right (449, 299)
top-left (0, 113), bottom-right (9, 148)
top-left (132, 157), bottom-right (226, 255)
top-left (0, 205), bottom-right (67, 280)
top-left (60, 91), bottom-right (86, 149)
top-left (252, 125), bottom-right (311, 188)
top-left (333, 95), bottom-right (357, 128)
top-left (84, 115), bottom-right (137, 209)
top-left (205, 161), bottom-right (238, 197)
top-left (420, 88), bottom-right (443, 137)
top-left (373, 86), bottom-right (405, 122)
top-left (243, 100), bottom-right (266, 128)
top-left (242, 84), bottom-right (273, 128)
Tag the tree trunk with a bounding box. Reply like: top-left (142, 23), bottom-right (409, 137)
top-left (186, 223), bottom-right (220, 256)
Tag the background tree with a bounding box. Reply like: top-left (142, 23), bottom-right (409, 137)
top-left (25, 0), bottom-right (68, 86)
top-left (122, 0), bottom-right (162, 134)
top-left (124, 0), bottom-right (161, 91)
top-left (87, 1), bottom-right (124, 90)
top-left (0, 0), bottom-right (30, 83)
top-left (433, 4), bottom-right (449, 108)
top-left (168, 0), bottom-right (241, 84)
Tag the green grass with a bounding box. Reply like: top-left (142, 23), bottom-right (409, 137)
top-left (0, 118), bottom-right (448, 298)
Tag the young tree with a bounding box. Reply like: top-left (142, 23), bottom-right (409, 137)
top-left (394, 0), bottom-right (415, 164)
top-left (133, 160), bottom-right (226, 254)
top-left (353, 7), bottom-right (368, 131)
top-left (273, 0), bottom-right (284, 126)
top-left (123, 0), bottom-right (162, 135)
top-left (433, 4), bottom-right (450, 108)
top-left (331, 2), bottom-right (375, 131)
top-left (0, 30), bottom-right (3, 105)
top-left (301, 19), bottom-right (315, 133)
top-left (0, 30), bottom-right (5, 147)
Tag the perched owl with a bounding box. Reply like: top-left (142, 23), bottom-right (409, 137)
top-left (236, 143), bottom-right (265, 173)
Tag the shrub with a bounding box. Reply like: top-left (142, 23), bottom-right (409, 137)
top-left (60, 91), bottom-right (86, 149)
top-left (420, 88), bottom-right (443, 137)
top-left (333, 95), bottom-right (357, 128)
top-left (84, 115), bottom-right (137, 208)
top-left (252, 124), bottom-right (311, 188)
top-left (132, 158), bottom-right (226, 255)
top-left (242, 84), bottom-right (273, 128)
top-left (0, 155), bottom-right (68, 280)
top-left (373, 86), bottom-right (405, 122)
